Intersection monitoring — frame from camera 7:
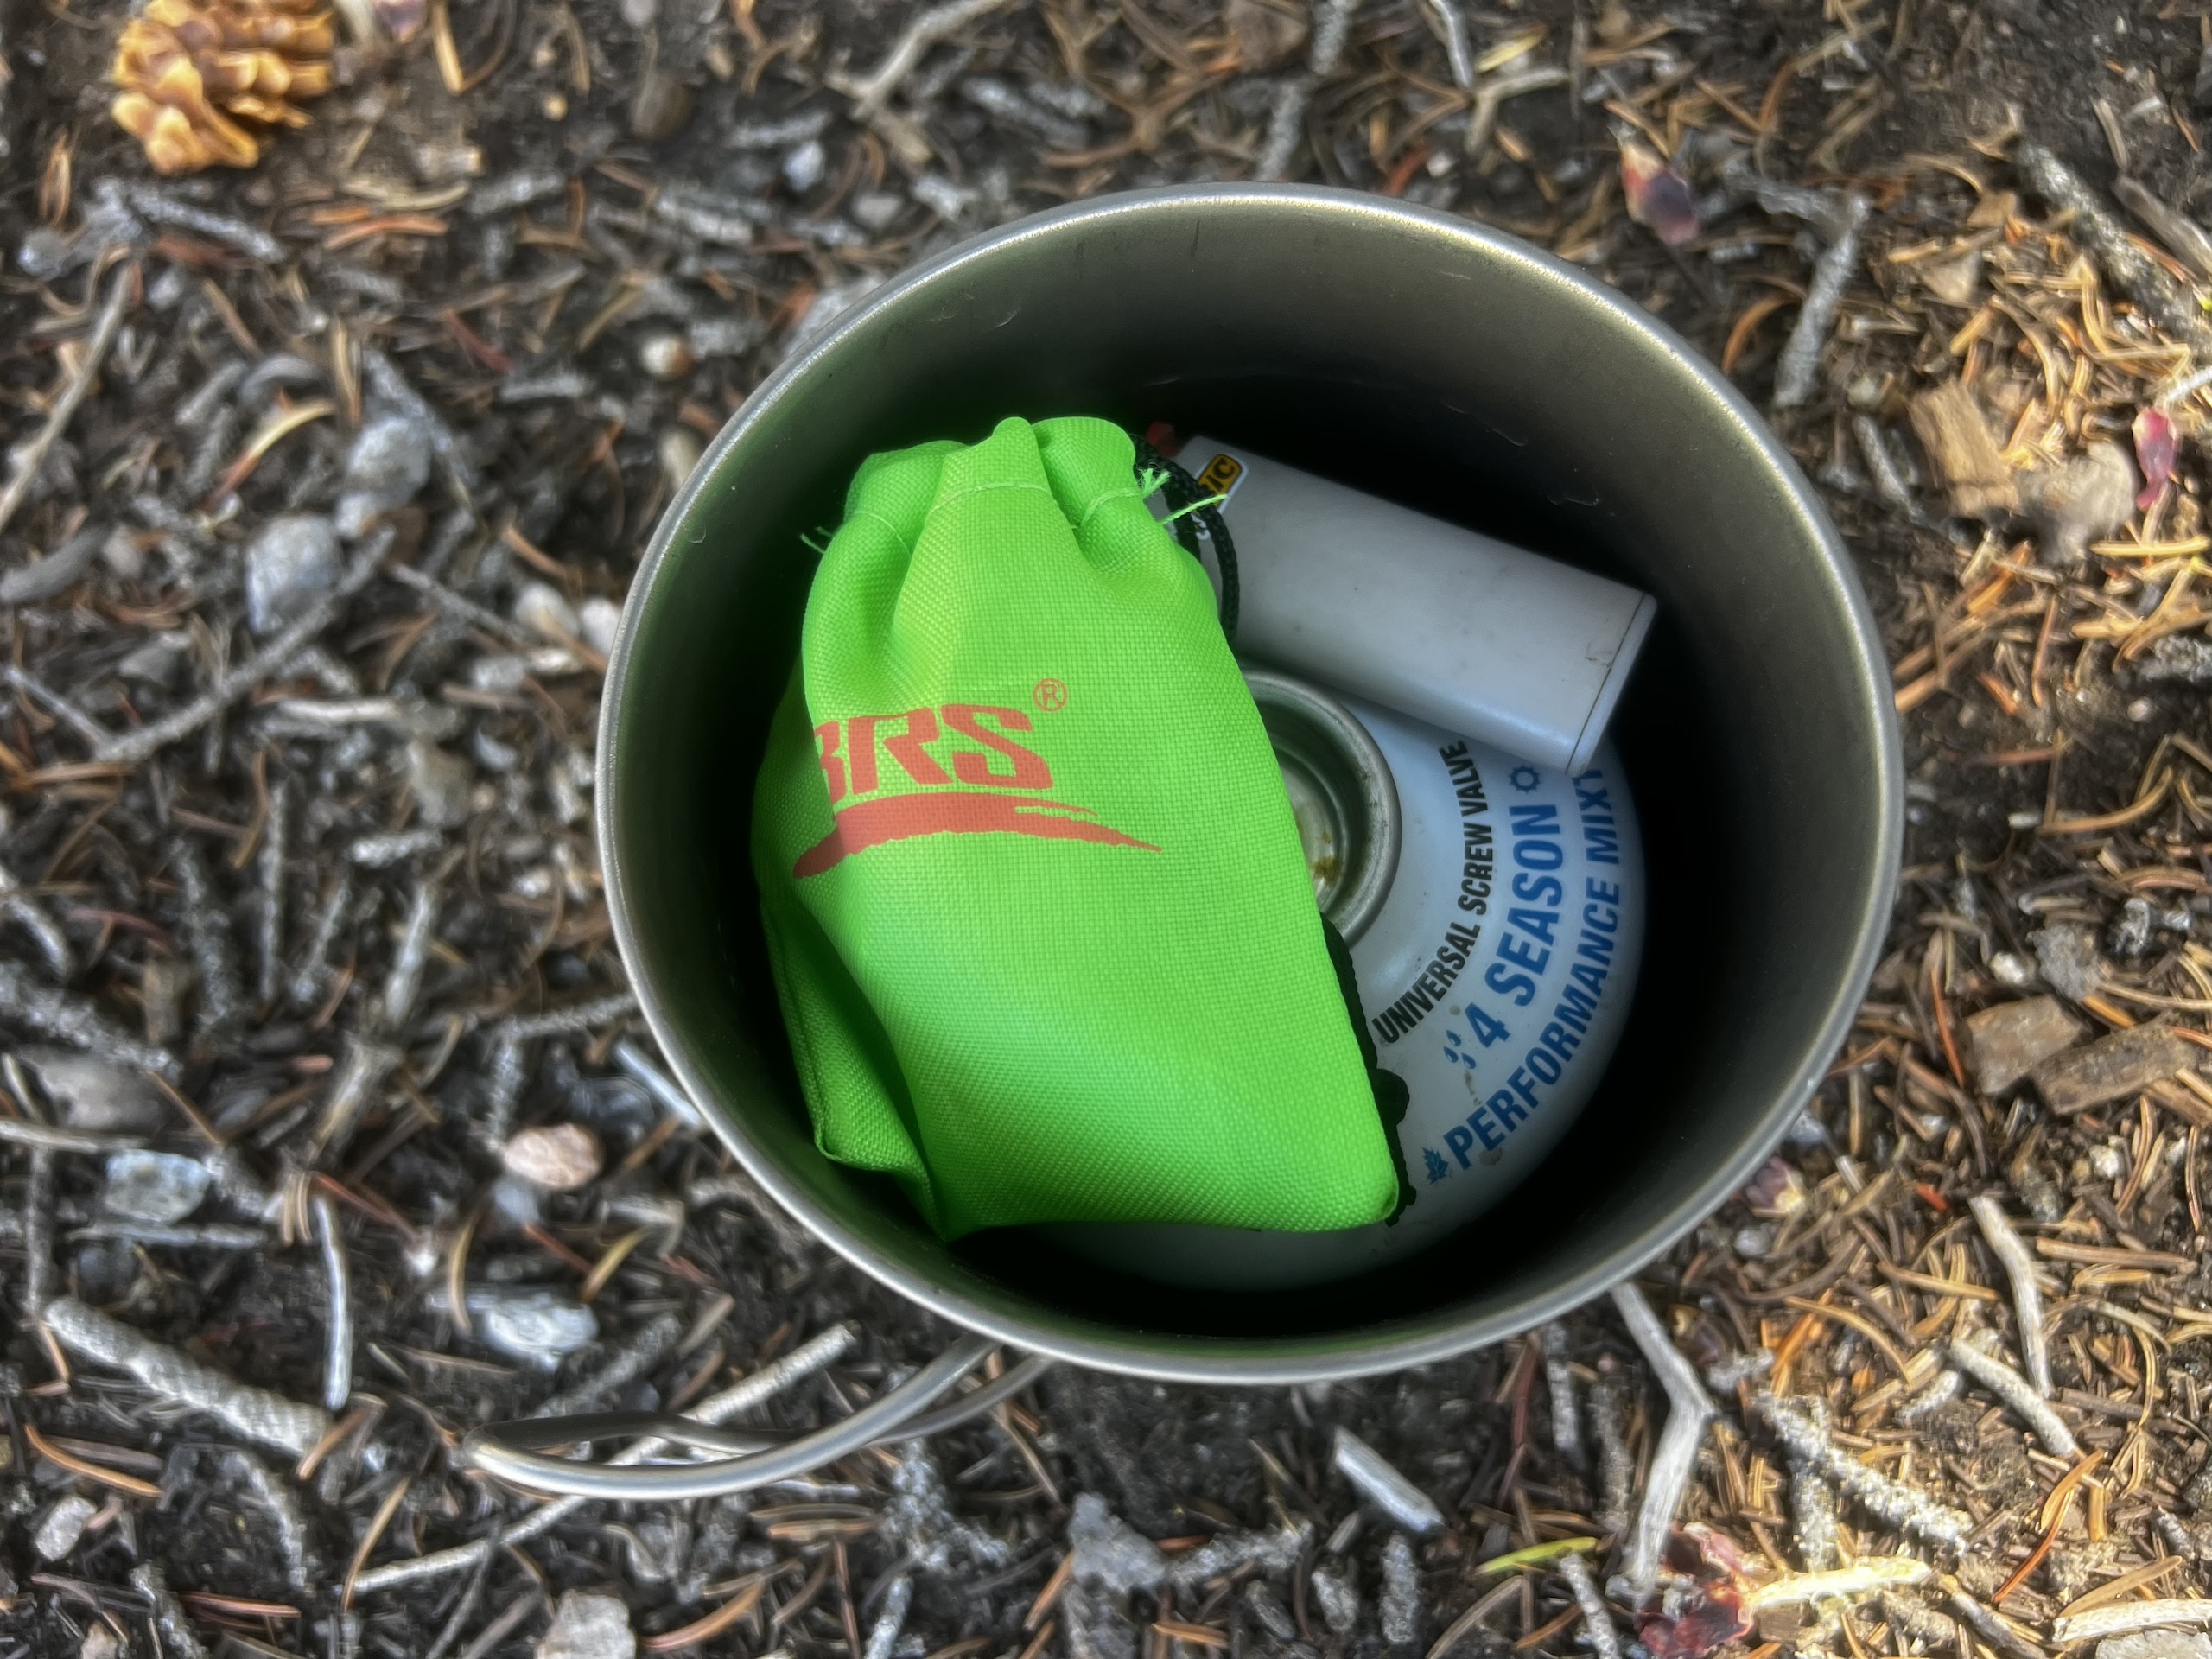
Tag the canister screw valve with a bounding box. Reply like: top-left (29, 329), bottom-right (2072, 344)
top-left (462, 1337), bottom-right (1055, 1501)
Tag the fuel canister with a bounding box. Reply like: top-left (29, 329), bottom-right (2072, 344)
top-left (1051, 670), bottom-right (1646, 1290)
top-left (1155, 435), bottom-right (1656, 777)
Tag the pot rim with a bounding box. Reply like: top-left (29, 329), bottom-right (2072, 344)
top-left (597, 182), bottom-right (1904, 1383)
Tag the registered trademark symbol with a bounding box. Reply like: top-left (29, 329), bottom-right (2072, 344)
top-left (1509, 765), bottom-right (1541, 792)
top-left (1033, 677), bottom-right (1068, 712)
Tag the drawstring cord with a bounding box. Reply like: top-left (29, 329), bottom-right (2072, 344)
top-left (1132, 435), bottom-right (1240, 645)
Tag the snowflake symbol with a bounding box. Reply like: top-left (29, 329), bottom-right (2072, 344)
top-left (1423, 1147), bottom-right (1449, 1184)
top-left (1509, 765), bottom-right (1541, 792)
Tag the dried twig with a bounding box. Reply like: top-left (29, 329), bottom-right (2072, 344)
top-left (0, 259), bottom-right (135, 540)
top-left (1332, 1427), bottom-right (1445, 1535)
top-left (1969, 1193), bottom-right (2050, 1396)
top-left (44, 1295), bottom-right (332, 1456)
top-left (834, 0), bottom-right (1016, 116)
top-left (1611, 1281), bottom-right (1717, 1593)
top-left (1946, 1338), bottom-right (2078, 1458)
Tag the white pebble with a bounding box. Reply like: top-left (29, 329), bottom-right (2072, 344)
top-left (538, 1589), bottom-right (636, 1659)
top-left (579, 596), bottom-right (623, 656)
top-left (34, 1494), bottom-right (99, 1561)
top-left (782, 138), bottom-right (828, 193)
top-left (503, 1123), bottom-right (604, 1191)
top-left (638, 333), bottom-right (695, 381)
top-left (659, 428), bottom-right (703, 493)
top-left (333, 416), bottom-right (432, 540)
top-left (101, 1150), bottom-right (211, 1224)
top-left (406, 738), bottom-right (475, 830)
top-left (464, 1285), bottom-right (599, 1368)
top-left (245, 515), bottom-right (340, 634)
top-left (513, 582), bottom-right (581, 643)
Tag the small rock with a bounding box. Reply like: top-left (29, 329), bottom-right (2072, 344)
top-left (2023, 442), bottom-right (2137, 565)
top-left (2142, 633), bottom-right (2212, 685)
top-left (1964, 995), bottom-right (2086, 1095)
top-left (33, 1494), bottom-right (98, 1562)
top-left (405, 738), bottom-right (474, 830)
top-left (618, 0), bottom-right (654, 22)
top-left (579, 597), bottom-right (622, 657)
top-left (503, 1123), bottom-right (604, 1190)
top-left (1991, 950), bottom-right (2034, 988)
top-left (2101, 1634), bottom-right (2212, 1659)
top-left (1069, 1492), bottom-right (1168, 1595)
top-left (20, 1051), bottom-right (166, 1133)
top-left (685, 316), bottom-right (762, 359)
top-left (638, 334), bottom-right (695, 380)
top-left (852, 191), bottom-right (905, 232)
top-left (538, 1589), bottom-right (635, 1659)
top-left (2031, 923), bottom-right (2103, 1001)
top-left (1378, 1533), bottom-right (1421, 1647)
top-left (1732, 1223), bottom-right (1775, 1258)
top-left (333, 416), bottom-right (433, 540)
top-left (1922, 249), bottom-right (1983, 306)
top-left (115, 632), bottom-right (191, 688)
top-left (81, 1624), bottom-right (124, 1659)
top-left (99, 526), bottom-right (146, 580)
top-left (783, 138), bottom-right (827, 194)
top-left (101, 1150), bottom-right (210, 1224)
top-left (1310, 1567), bottom-right (1359, 1636)
top-left (2185, 1442), bottom-right (2212, 1512)
top-left (658, 428), bottom-right (703, 493)
top-left (2112, 894), bottom-right (2154, 958)
top-left (2031, 1024), bottom-right (2196, 1116)
top-left (245, 515), bottom-right (341, 634)
top-left (514, 582), bottom-right (582, 643)
top-left (463, 1285), bottom-right (599, 1368)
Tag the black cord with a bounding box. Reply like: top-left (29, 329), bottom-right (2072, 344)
top-left (1131, 435), bottom-right (1239, 645)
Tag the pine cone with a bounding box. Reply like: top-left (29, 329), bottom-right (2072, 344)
top-left (111, 0), bottom-right (334, 175)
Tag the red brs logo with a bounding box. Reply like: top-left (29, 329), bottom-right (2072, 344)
top-left (794, 702), bottom-right (1159, 877)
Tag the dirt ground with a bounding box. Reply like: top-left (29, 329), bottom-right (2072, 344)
top-left (7, 0), bottom-right (2212, 1656)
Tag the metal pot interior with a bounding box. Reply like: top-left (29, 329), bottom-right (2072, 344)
top-left (598, 187), bottom-right (1902, 1382)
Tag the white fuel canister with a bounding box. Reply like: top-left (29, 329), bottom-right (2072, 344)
top-left (1156, 435), bottom-right (1656, 777)
top-left (1051, 673), bottom-right (1646, 1290)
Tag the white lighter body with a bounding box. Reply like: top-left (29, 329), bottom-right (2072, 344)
top-left (1162, 436), bottom-right (1656, 776)
top-left (1052, 696), bottom-right (1646, 1290)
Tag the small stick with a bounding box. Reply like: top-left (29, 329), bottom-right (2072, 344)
top-left (1256, 0), bottom-right (1360, 179)
top-left (1946, 1338), bottom-right (2078, 1458)
top-left (95, 532), bottom-right (391, 766)
top-left (532, 1311), bottom-right (682, 1419)
top-left (0, 962), bottom-right (179, 1078)
top-left (1774, 194), bottom-right (1868, 410)
top-left (863, 1576), bottom-right (913, 1659)
top-left (0, 858), bottom-right (71, 982)
top-left (44, 1295), bottom-right (332, 1456)
top-left (1589, 1369), bottom-right (1632, 1532)
top-left (1332, 1427), bottom-right (1446, 1535)
top-left (309, 1037), bottom-right (403, 1162)
top-left (502, 992), bottom-right (639, 1040)
top-left (313, 1193), bottom-right (353, 1413)
top-left (2052, 1601), bottom-right (2212, 1643)
top-left (131, 1562), bottom-right (213, 1659)
top-left (1420, 0), bottom-right (1476, 88)
top-left (289, 873), bottom-right (354, 1009)
top-left (0, 1118), bottom-right (146, 1154)
top-left (350, 1322), bottom-right (858, 1594)
top-left (1541, 1323), bottom-right (1586, 1474)
top-left (170, 836), bottom-right (245, 1039)
top-left (255, 777), bottom-right (290, 1006)
top-left (22, 1148), bottom-right (54, 1350)
top-left (72, 1221), bottom-right (265, 1249)
top-left (379, 880), bottom-right (441, 1030)
top-left (120, 183), bottom-right (286, 263)
top-left (0, 260), bottom-right (135, 540)
top-left (1751, 1388), bottom-right (1969, 1548)
top-left (2017, 143), bottom-right (2212, 356)
top-left (1611, 1281), bottom-right (1717, 1594)
top-left (614, 1037), bottom-right (705, 1128)
top-left (1946, 1589), bottom-right (2048, 1659)
top-left (3, 664), bottom-right (111, 749)
top-left (1789, 1463), bottom-right (1840, 1570)
top-left (835, 0), bottom-right (1016, 115)
top-left (1559, 1553), bottom-right (1621, 1659)
top-left (216, 1446), bottom-right (315, 1591)
top-left (1894, 1367), bottom-right (1961, 1426)
top-left (1968, 1193), bottom-right (2050, 1396)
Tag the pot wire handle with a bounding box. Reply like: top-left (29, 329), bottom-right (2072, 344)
top-left (461, 1338), bottom-right (1054, 1502)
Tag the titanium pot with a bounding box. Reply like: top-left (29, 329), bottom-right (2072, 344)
top-left (463, 186), bottom-right (1901, 1499)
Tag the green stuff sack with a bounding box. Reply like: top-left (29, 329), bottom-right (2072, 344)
top-left (753, 415), bottom-right (1399, 1240)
